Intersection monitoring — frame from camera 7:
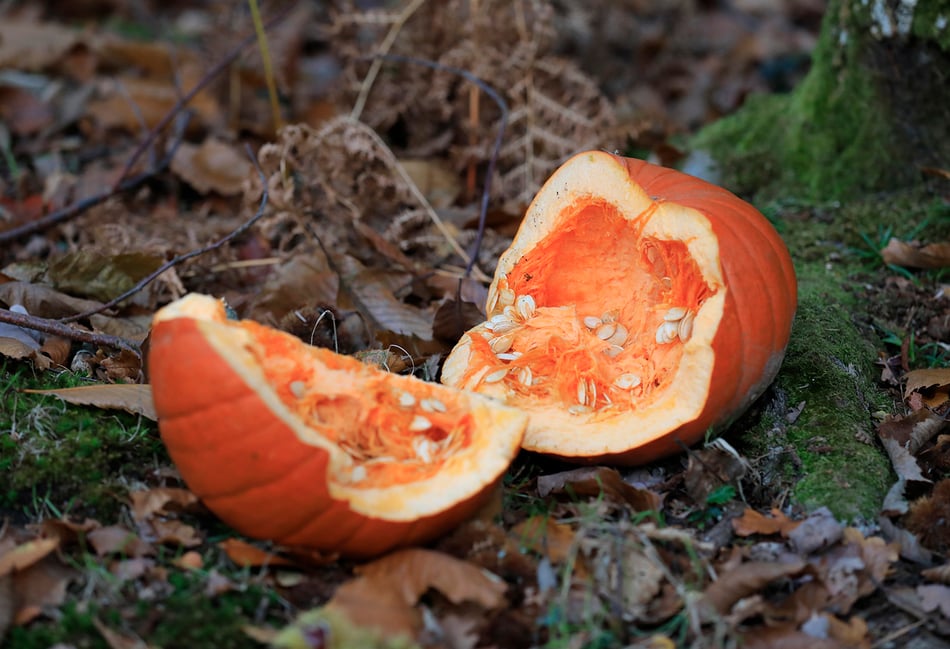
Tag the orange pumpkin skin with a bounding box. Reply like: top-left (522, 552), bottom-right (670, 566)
top-left (442, 151), bottom-right (796, 464)
top-left (149, 295), bottom-right (526, 558)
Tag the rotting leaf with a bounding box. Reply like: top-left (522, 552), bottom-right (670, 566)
top-left (701, 558), bottom-right (807, 615)
top-left (23, 384), bottom-right (156, 420)
top-left (170, 138), bottom-right (252, 196)
top-left (683, 442), bottom-right (749, 504)
top-left (47, 251), bottom-right (166, 304)
top-left (537, 466), bottom-right (663, 512)
top-left (881, 238), bottom-right (950, 269)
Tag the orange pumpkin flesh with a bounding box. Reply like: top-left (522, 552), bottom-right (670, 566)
top-left (148, 294), bottom-right (526, 557)
top-left (441, 151), bottom-right (796, 464)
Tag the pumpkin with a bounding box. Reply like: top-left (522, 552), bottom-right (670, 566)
top-left (147, 294), bottom-right (527, 557)
top-left (441, 151), bottom-right (796, 464)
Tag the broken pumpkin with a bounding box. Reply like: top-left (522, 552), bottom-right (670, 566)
top-left (441, 151), bottom-right (797, 464)
top-left (147, 294), bottom-right (526, 557)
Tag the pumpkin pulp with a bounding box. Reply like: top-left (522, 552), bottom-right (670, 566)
top-left (459, 199), bottom-right (714, 417)
top-left (242, 322), bottom-right (474, 488)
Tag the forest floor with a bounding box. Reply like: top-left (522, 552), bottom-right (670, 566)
top-left (1, 1), bottom-right (949, 648)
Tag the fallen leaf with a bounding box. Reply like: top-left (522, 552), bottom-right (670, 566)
top-left (881, 237), bottom-right (950, 269)
top-left (921, 562), bottom-right (950, 583)
top-left (702, 559), bottom-right (807, 615)
top-left (129, 488), bottom-right (199, 522)
top-left (512, 515), bottom-right (576, 563)
top-left (877, 410), bottom-right (947, 484)
top-left (733, 508), bottom-right (800, 537)
top-left (218, 538), bottom-right (297, 568)
top-left (537, 466), bottom-right (663, 512)
top-left (47, 250), bottom-right (165, 304)
top-left (171, 138), bottom-right (253, 195)
top-left (917, 584), bottom-right (950, 618)
top-left (11, 554), bottom-right (76, 625)
top-left (172, 551), bottom-right (203, 571)
top-left (86, 526), bottom-right (154, 558)
top-left (398, 159), bottom-right (462, 209)
top-left (0, 538), bottom-right (59, 576)
top-left (93, 616), bottom-right (151, 649)
top-left (684, 443), bottom-right (748, 503)
top-left (0, 20), bottom-right (86, 70)
top-left (109, 558), bottom-right (155, 582)
top-left (788, 507), bottom-right (843, 555)
top-left (0, 336), bottom-right (50, 369)
top-left (23, 384), bottom-right (156, 420)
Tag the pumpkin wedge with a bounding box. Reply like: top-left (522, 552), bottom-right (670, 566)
top-left (148, 294), bottom-right (526, 557)
top-left (441, 151), bottom-right (796, 464)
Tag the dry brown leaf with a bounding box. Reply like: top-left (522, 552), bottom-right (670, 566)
top-left (11, 555), bottom-right (77, 625)
top-left (511, 515), bottom-right (576, 563)
top-left (86, 526), bottom-right (153, 558)
top-left (23, 384), bottom-right (156, 420)
top-left (0, 337), bottom-right (50, 369)
top-left (684, 443), bottom-right (748, 503)
top-left (788, 507), bottom-right (843, 555)
top-left (218, 539), bottom-right (297, 568)
top-left (129, 488), bottom-right (199, 522)
top-left (0, 20), bottom-right (86, 70)
top-left (147, 520), bottom-right (202, 548)
top-left (348, 268), bottom-right (434, 341)
top-left (109, 558), bottom-right (156, 582)
top-left (170, 138), bottom-right (253, 196)
top-left (47, 250), bottom-right (166, 304)
top-left (0, 86), bottom-right (54, 136)
top-left (733, 508), bottom-right (800, 537)
top-left (93, 617), bottom-right (151, 649)
top-left (917, 584), bottom-right (950, 618)
top-left (702, 559), bottom-right (807, 615)
top-left (0, 281), bottom-right (104, 319)
top-left (877, 410), bottom-right (947, 484)
top-left (740, 625), bottom-right (847, 649)
top-left (921, 562), bottom-right (950, 583)
top-left (881, 237), bottom-right (950, 269)
top-left (398, 159), bottom-right (462, 209)
top-left (0, 538), bottom-right (60, 576)
top-left (537, 466), bottom-right (663, 512)
top-left (355, 548), bottom-right (507, 609)
top-left (172, 551), bottom-right (203, 571)
top-left (904, 367), bottom-right (950, 410)
top-left (38, 336), bottom-right (71, 366)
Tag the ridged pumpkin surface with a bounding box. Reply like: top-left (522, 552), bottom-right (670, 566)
top-left (148, 294), bottom-right (527, 557)
top-left (441, 151), bottom-right (796, 464)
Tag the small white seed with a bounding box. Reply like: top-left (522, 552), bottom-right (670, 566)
top-left (568, 404), bottom-right (592, 415)
top-left (606, 323), bottom-right (628, 347)
top-left (289, 380), bottom-right (306, 398)
top-left (496, 351), bottom-right (523, 362)
top-left (613, 373), bottom-right (642, 390)
top-left (503, 305), bottom-right (517, 319)
top-left (577, 379), bottom-right (587, 406)
top-left (595, 323), bottom-right (617, 340)
top-left (420, 398), bottom-right (447, 413)
top-left (587, 379), bottom-right (598, 406)
top-left (413, 437), bottom-right (433, 463)
top-left (483, 368), bottom-right (509, 383)
top-left (583, 315), bottom-right (602, 329)
top-left (604, 344), bottom-right (624, 358)
top-left (487, 290), bottom-right (499, 314)
top-left (601, 312), bottom-right (617, 324)
top-left (656, 320), bottom-right (679, 344)
top-left (351, 465), bottom-right (367, 482)
top-left (516, 294), bottom-right (536, 320)
top-left (489, 334), bottom-right (514, 354)
top-left (491, 320), bottom-right (519, 335)
top-left (398, 391), bottom-right (416, 408)
top-left (498, 287), bottom-right (516, 307)
top-left (409, 415), bottom-right (432, 431)
top-left (678, 311), bottom-right (695, 342)
top-left (517, 366), bottom-right (533, 386)
top-left (664, 306), bottom-right (688, 321)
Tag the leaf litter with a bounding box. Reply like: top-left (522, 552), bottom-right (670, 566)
top-left (0, 0), bottom-right (947, 647)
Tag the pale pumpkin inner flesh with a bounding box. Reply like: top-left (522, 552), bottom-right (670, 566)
top-left (243, 322), bottom-right (474, 489)
top-left (464, 200), bottom-right (715, 417)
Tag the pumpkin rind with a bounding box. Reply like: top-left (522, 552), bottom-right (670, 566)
top-left (441, 151), bottom-right (796, 464)
top-left (148, 294), bottom-right (527, 557)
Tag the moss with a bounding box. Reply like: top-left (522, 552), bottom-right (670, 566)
top-left (0, 360), bottom-right (165, 521)
top-left (693, 0), bottom-right (950, 202)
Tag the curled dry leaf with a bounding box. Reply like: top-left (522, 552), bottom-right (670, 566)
top-left (903, 367), bottom-right (950, 410)
top-left (917, 584), bottom-right (950, 618)
top-left (86, 526), bottom-right (154, 558)
top-left (702, 558), bottom-right (807, 615)
top-left (218, 538), bottom-right (296, 568)
top-left (877, 410), bottom-right (947, 484)
top-left (732, 508), bottom-right (800, 537)
top-left (170, 138), bottom-right (252, 196)
top-left (787, 507), bottom-right (843, 555)
top-left (921, 562), bottom-right (950, 584)
top-left (536, 466), bottom-right (663, 512)
top-left (511, 515), bottom-right (576, 563)
top-left (23, 384), bottom-right (157, 421)
top-left (881, 237), bottom-right (950, 269)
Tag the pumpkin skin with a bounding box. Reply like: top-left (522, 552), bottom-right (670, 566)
top-left (148, 294), bottom-right (527, 558)
top-left (441, 151), bottom-right (796, 464)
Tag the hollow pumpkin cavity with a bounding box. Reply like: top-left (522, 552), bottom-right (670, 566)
top-left (242, 322), bottom-right (474, 489)
top-left (462, 199), bottom-right (716, 418)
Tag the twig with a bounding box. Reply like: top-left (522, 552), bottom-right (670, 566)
top-left (0, 308), bottom-right (141, 356)
top-left (248, 0), bottom-right (283, 133)
top-left (0, 113), bottom-right (190, 245)
top-left (59, 144), bottom-right (270, 324)
top-left (350, 0), bottom-right (428, 121)
top-left (369, 54), bottom-right (509, 280)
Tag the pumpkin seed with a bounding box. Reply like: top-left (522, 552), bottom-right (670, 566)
top-left (583, 315), bottom-right (602, 329)
top-left (497, 351), bottom-right (523, 361)
top-left (595, 323), bottom-right (617, 340)
top-left (664, 306), bottom-right (687, 321)
top-left (577, 379), bottom-right (587, 405)
top-left (483, 368), bottom-right (509, 383)
top-left (409, 415), bottom-right (433, 431)
top-left (656, 320), bottom-right (679, 344)
top-left (606, 323), bottom-right (628, 346)
top-left (503, 305), bottom-right (517, 319)
top-left (587, 379), bottom-right (598, 406)
top-left (420, 398), bottom-right (447, 413)
top-left (662, 276), bottom-right (672, 289)
top-left (491, 320), bottom-right (519, 335)
top-left (489, 334), bottom-right (514, 354)
top-left (350, 465), bottom-right (367, 482)
top-left (289, 380), bottom-right (306, 399)
top-left (516, 294), bottom-right (536, 320)
top-left (604, 344), bottom-right (624, 358)
top-left (613, 373), bottom-right (642, 389)
top-left (398, 391), bottom-right (416, 408)
top-left (568, 404), bottom-right (592, 415)
top-left (517, 366), bottom-right (533, 386)
top-left (413, 437), bottom-right (433, 463)
top-left (678, 311), bottom-right (695, 342)
top-left (498, 287), bottom-right (516, 307)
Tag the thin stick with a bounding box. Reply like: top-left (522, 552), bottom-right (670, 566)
top-left (60, 144), bottom-right (269, 324)
top-left (350, 0), bottom-right (428, 121)
top-left (248, 0), bottom-right (283, 133)
top-left (369, 53), bottom-right (509, 280)
top-left (0, 308), bottom-right (141, 356)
